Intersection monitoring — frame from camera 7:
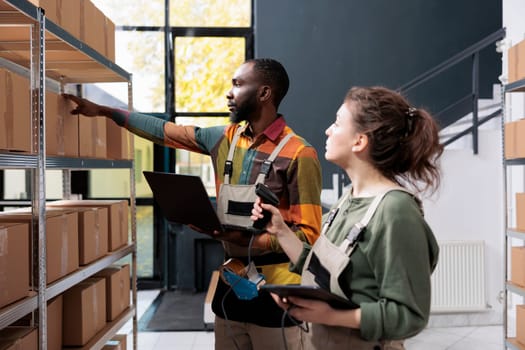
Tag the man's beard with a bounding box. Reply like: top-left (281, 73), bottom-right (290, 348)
top-left (229, 95), bottom-right (258, 123)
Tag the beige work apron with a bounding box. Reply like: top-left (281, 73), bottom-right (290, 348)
top-left (300, 189), bottom-right (407, 350)
top-left (217, 126), bottom-right (294, 257)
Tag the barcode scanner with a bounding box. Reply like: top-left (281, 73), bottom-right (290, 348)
top-left (253, 183), bottom-right (279, 230)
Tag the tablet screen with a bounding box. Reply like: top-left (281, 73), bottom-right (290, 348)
top-left (261, 284), bottom-right (357, 310)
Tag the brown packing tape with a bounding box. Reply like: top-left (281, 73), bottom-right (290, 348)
top-left (104, 16), bottom-right (108, 57)
top-left (89, 281), bottom-right (99, 336)
top-left (61, 215), bottom-right (69, 277)
top-left (516, 47), bottom-right (520, 82)
top-left (91, 117), bottom-right (97, 157)
top-left (119, 203), bottom-right (124, 246)
top-left (0, 229), bottom-right (6, 298)
top-left (0, 228), bottom-right (6, 257)
top-left (80, 0), bottom-right (85, 41)
top-left (0, 71), bottom-right (6, 148)
top-left (5, 72), bottom-right (13, 148)
top-left (57, 94), bottom-right (65, 156)
top-left (94, 208), bottom-right (100, 257)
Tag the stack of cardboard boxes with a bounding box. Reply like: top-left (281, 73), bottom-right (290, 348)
top-left (505, 38), bottom-right (525, 160)
top-left (0, 0), bottom-right (132, 159)
top-left (0, 1), bottom-right (135, 348)
top-left (0, 72), bottom-right (133, 160)
top-left (512, 194), bottom-right (525, 347)
top-left (27, 0), bottom-right (115, 61)
top-left (505, 38), bottom-right (525, 346)
top-left (508, 38), bottom-right (525, 85)
top-left (0, 199), bottom-right (131, 350)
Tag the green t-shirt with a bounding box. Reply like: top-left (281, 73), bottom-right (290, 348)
top-left (293, 190), bottom-right (439, 341)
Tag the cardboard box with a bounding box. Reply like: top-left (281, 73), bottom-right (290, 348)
top-left (0, 222), bottom-right (30, 309)
top-left (516, 193), bottom-right (525, 231)
top-left (105, 16), bottom-right (116, 61)
top-left (106, 119), bottom-right (132, 160)
top-left (511, 246), bottom-right (525, 287)
top-left (111, 334), bottom-right (127, 350)
top-left (57, 0), bottom-right (81, 39)
top-left (94, 264), bottom-right (130, 321)
top-left (102, 342), bottom-right (121, 350)
top-left (48, 199), bottom-right (129, 251)
top-left (28, 0), bottom-right (59, 24)
top-left (47, 206), bottom-right (108, 265)
top-left (77, 207), bottom-right (109, 264)
top-left (46, 91), bottom-right (79, 157)
top-left (79, 115), bottom-right (107, 158)
top-left (63, 277), bottom-right (106, 346)
top-left (81, 0), bottom-right (106, 55)
top-left (10, 295), bottom-right (63, 350)
top-left (517, 305), bottom-right (525, 346)
top-left (505, 121), bottom-right (517, 159)
top-left (0, 69), bottom-right (31, 153)
top-left (0, 327), bottom-right (37, 350)
top-left (47, 295), bottom-right (63, 350)
top-left (0, 210), bottom-right (79, 284)
top-left (509, 39), bottom-right (525, 84)
top-left (515, 119), bottom-right (525, 159)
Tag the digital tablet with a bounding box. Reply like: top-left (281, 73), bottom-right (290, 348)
top-left (261, 284), bottom-right (357, 310)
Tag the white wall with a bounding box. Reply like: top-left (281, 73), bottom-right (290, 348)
top-left (420, 0), bottom-right (525, 328)
top-left (501, 0), bottom-right (525, 336)
top-left (423, 128), bottom-right (504, 326)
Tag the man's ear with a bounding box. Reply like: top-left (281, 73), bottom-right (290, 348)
top-left (259, 85), bottom-right (272, 102)
top-left (352, 133), bottom-right (368, 152)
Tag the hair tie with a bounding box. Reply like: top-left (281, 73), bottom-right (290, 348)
top-left (405, 107), bottom-right (417, 137)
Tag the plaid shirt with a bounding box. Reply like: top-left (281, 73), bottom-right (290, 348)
top-left (118, 111), bottom-right (322, 325)
top-left (164, 116), bottom-right (322, 272)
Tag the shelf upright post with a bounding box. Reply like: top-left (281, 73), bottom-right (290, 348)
top-left (128, 77), bottom-right (138, 350)
top-left (58, 78), bottom-right (72, 200)
top-left (31, 6), bottom-right (47, 350)
top-left (501, 81), bottom-right (509, 345)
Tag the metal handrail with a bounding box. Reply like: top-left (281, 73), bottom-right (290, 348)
top-left (398, 28), bottom-right (506, 93)
top-left (397, 28), bottom-right (506, 154)
top-left (442, 108), bottom-right (502, 147)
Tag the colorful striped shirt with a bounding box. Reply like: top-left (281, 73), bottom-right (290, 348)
top-left (114, 111), bottom-right (322, 326)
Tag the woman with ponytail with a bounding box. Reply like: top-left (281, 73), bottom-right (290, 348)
top-left (252, 86), bottom-right (443, 349)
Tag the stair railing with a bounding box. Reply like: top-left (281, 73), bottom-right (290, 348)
top-left (397, 28), bottom-right (506, 154)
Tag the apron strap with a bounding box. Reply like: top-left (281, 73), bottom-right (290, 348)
top-left (223, 125), bottom-right (247, 184)
top-left (339, 187), bottom-right (412, 254)
top-left (255, 132), bottom-right (295, 184)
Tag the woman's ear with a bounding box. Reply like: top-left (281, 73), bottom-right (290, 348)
top-left (352, 133), bottom-right (368, 152)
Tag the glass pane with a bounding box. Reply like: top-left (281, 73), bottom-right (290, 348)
top-left (3, 170), bottom-right (28, 200)
top-left (117, 205), bottom-right (154, 278)
top-left (136, 205), bottom-right (154, 277)
top-left (170, 0), bottom-right (251, 27)
top-left (89, 135), bottom-right (153, 198)
top-left (175, 116), bottom-right (229, 195)
top-left (175, 37), bottom-right (245, 112)
top-left (96, 31), bottom-right (165, 113)
top-left (89, 169), bottom-right (131, 198)
top-left (91, 0), bottom-right (164, 27)
top-left (45, 170), bottom-right (63, 200)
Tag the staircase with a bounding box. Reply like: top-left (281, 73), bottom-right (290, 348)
top-left (440, 84), bottom-right (503, 150)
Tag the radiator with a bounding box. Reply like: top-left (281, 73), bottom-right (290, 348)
top-left (430, 240), bottom-right (487, 313)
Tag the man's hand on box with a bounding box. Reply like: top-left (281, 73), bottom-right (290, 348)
top-left (62, 93), bottom-right (102, 117)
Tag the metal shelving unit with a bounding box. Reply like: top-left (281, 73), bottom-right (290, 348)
top-left (0, 0), bottom-right (137, 349)
top-left (503, 77), bottom-right (525, 350)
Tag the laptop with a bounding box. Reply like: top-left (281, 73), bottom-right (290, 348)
top-left (143, 171), bottom-right (246, 233)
